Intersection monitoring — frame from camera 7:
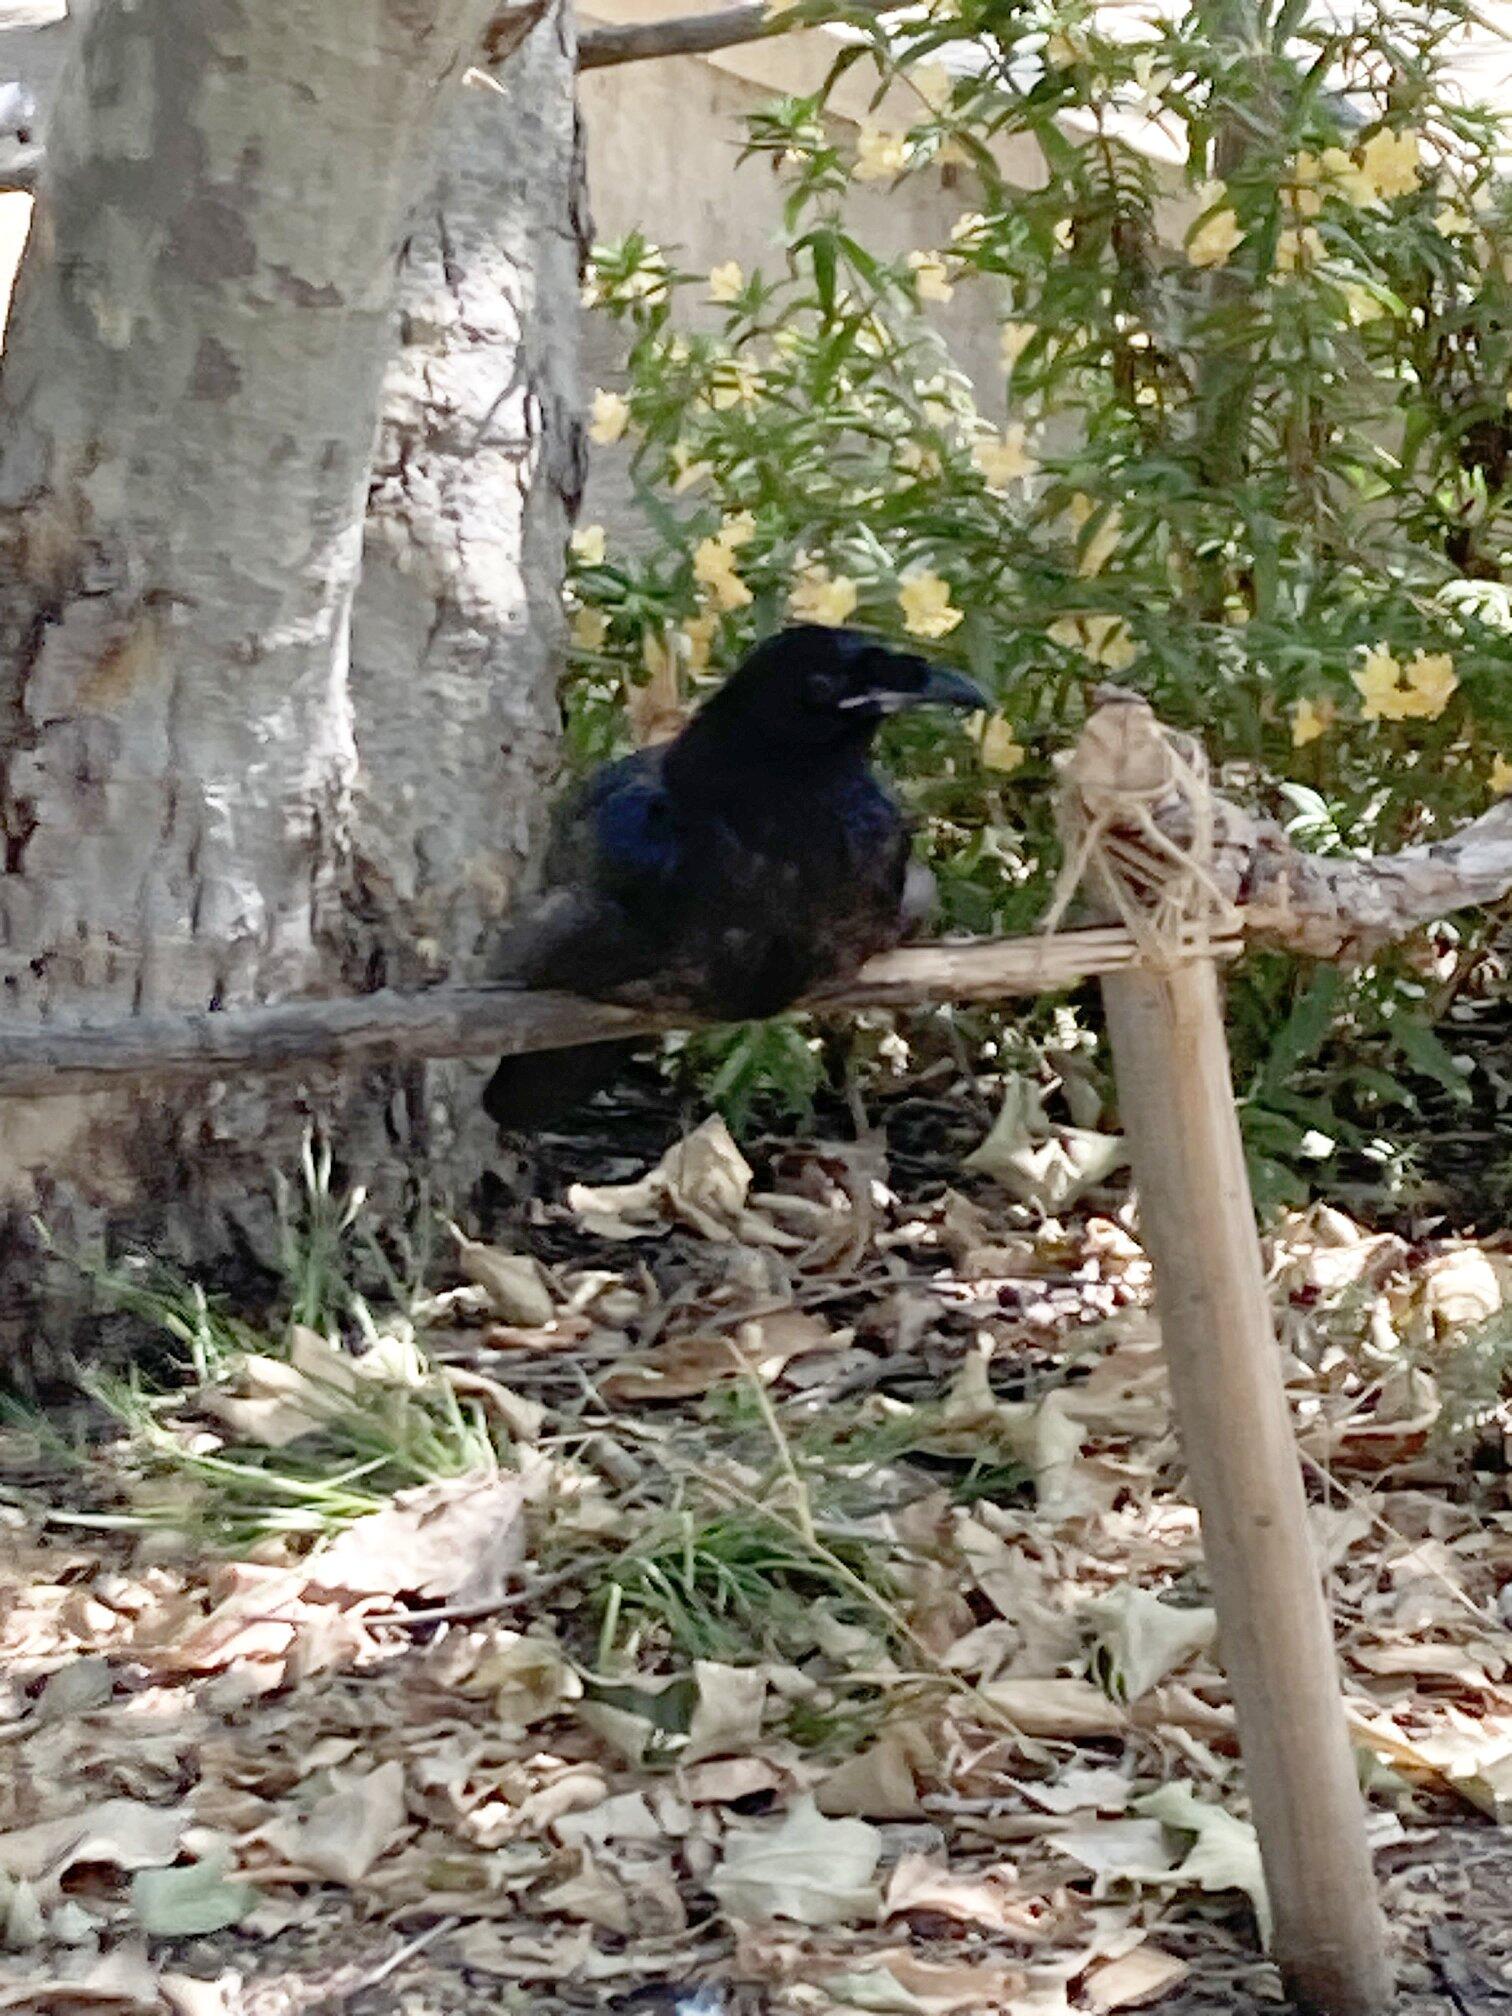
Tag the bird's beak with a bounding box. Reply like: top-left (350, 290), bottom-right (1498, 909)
top-left (835, 653), bottom-right (990, 715)
top-left (914, 664), bottom-right (990, 711)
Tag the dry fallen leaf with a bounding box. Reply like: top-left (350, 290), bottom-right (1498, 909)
top-left (883, 1852), bottom-right (1024, 1932)
top-left (684, 1660), bottom-right (769, 1763)
top-left (966, 1076), bottom-right (1127, 1209)
top-left (1081, 1587), bottom-right (1217, 1702)
top-left (713, 1796), bottom-right (883, 1927)
top-left (1135, 1782), bottom-right (1271, 1940)
top-left (0, 1938), bottom-right (164, 2010)
top-left (977, 1677), bottom-right (1128, 1738)
top-left (305, 1474), bottom-right (526, 1605)
top-left (1081, 1944), bottom-right (1190, 2011)
top-left (537, 1848), bottom-right (635, 1932)
top-left (824, 1949), bottom-right (1029, 2012)
top-left (257, 1760), bottom-right (408, 1884)
top-left (567, 1116), bottom-right (789, 1242)
top-left (451, 1231), bottom-right (558, 1327)
top-left (817, 1734), bottom-right (923, 1820)
top-left (0, 1800), bottom-right (189, 1895)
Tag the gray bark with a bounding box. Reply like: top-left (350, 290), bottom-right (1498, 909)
top-left (340, 0), bottom-right (586, 1198)
top-left (351, 9), bottom-right (581, 986)
top-left (0, 0), bottom-right (581, 1346)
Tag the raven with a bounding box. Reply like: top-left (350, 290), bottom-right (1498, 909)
top-left (482, 624), bottom-right (986, 1128)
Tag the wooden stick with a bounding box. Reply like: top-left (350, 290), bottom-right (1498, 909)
top-left (0, 924), bottom-right (1237, 1100)
top-left (1100, 959), bottom-right (1391, 2016)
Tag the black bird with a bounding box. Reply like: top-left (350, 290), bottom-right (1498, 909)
top-left (482, 624), bottom-right (986, 1129)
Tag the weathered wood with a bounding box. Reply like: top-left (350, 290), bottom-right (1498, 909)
top-left (1078, 693), bottom-right (1512, 961)
top-left (1101, 959), bottom-right (1392, 2016)
top-left (0, 926), bottom-right (1236, 1099)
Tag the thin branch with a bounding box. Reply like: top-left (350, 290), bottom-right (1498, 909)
top-left (579, 1), bottom-right (781, 69)
top-left (0, 927), bottom-right (1233, 1101)
top-left (577, 0), bottom-right (899, 70)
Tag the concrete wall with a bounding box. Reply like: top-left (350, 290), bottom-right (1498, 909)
top-left (576, 32), bottom-right (1024, 539)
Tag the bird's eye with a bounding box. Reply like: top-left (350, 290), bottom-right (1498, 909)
top-left (805, 668), bottom-right (845, 709)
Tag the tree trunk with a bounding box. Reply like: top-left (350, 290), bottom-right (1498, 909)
top-left (0, 0), bottom-right (580, 1350)
top-left (343, 0), bottom-right (585, 1181)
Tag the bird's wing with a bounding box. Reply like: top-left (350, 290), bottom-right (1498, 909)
top-left (491, 749), bottom-right (685, 995)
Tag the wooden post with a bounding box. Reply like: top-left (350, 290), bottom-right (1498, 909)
top-left (1101, 960), bottom-right (1392, 2016)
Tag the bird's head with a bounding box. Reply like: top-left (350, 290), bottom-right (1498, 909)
top-left (690, 625), bottom-right (987, 755)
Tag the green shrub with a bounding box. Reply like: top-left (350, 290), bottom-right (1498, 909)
top-left (568, 0), bottom-right (1512, 1190)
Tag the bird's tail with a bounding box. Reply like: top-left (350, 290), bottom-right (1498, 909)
top-left (482, 1038), bottom-right (640, 1131)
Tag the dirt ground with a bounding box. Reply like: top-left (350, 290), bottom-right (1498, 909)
top-left (3, 1092), bottom-right (1511, 2016)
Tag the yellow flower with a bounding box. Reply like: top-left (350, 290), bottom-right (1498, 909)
top-left (1404, 651), bottom-right (1457, 718)
top-left (973, 425), bottom-right (1038, 489)
top-left (642, 627), bottom-right (672, 678)
top-left (569, 523), bottom-right (607, 565)
top-left (908, 60), bottom-right (954, 112)
top-left (1077, 505), bottom-right (1123, 579)
top-left (907, 251), bottom-right (954, 304)
top-left (1490, 754), bottom-right (1512, 796)
top-left (1053, 217), bottom-right (1075, 251)
top-left (1434, 206), bottom-right (1471, 239)
top-left (1044, 28), bottom-right (1085, 67)
top-left (977, 714), bottom-right (1025, 772)
top-left (1065, 491), bottom-right (1096, 530)
top-left (1291, 696), bottom-right (1333, 747)
top-left (897, 439), bottom-right (943, 480)
top-left (671, 442), bottom-right (713, 494)
top-left (689, 512), bottom-right (759, 612)
top-left (898, 568), bottom-right (963, 639)
top-left (1329, 149), bottom-right (1379, 207)
top-left (682, 612), bottom-right (718, 670)
top-left (588, 388), bottom-right (631, 445)
top-left (622, 252), bottom-right (670, 301)
top-left (1276, 226), bottom-right (1323, 273)
top-left (1358, 127), bottom-right (1421, 201)
top-left (708, 261), bottom-right (745, 304)
top-left (1353, 646), bottom-right (1406, 720)
top-left (707, 359), bottom-right (764, 410)
top-left (790, 566), bottom-right (861, 627)
top-left (1187, 206), bottom-right (1243, 269)
top-left (1353, 646), bottom-right (1457, 721)
top-left (1130, 48), bottom-right (1171, 96)
top-left (1000, 321), bottom-right (1035, 369)
top-left (951, 211), bottom-right (987, 244)
top-left (1342, 282), bottom-right (1387, 326)
top-left (854, 125), bottom-right (910, 182)
top-left (694, 538), bottom-right (753, 611)
top-left (1292, 149), bottom-right (1374, 212)
top-left (1049, 612), bottom-right (1136, 670)
top-left (571, 607), bottom-right (609, 650)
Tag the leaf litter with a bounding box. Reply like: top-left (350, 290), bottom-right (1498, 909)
top-left (1, 1130), bottom-right (1511, 2011)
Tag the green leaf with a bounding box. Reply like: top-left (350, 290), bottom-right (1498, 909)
top-left (132, 1854), bottom-right (257, 1937)
top-left (1390, 1016), bottom-right (1475, 1107)
top-left (1257, 968), bottom-right (1343, 1094)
